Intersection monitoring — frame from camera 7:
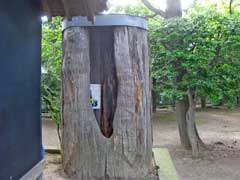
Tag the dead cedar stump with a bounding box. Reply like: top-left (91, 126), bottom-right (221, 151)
top-left (62, 24), bottom-right (152, 180)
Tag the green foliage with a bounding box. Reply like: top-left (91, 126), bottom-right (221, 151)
top-left (41, 3), bottom-right (240, 130)
top-left (113, 3), bottom-right (240, 107)
top-left (152, 9), bottom-right (240, 106)
top-left (41, 17), bottom-right (62, 127)
top-left (111, 2), bottom-right (152, 17)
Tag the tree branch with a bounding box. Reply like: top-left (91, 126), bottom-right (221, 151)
top-left (145, 13), bottom-right (158, 20)
top-left (141, 0), bottom-right (166, 18)
top-left (230, 0), bottom-right (234, 14)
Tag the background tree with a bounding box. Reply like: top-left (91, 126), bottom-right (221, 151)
top-left (139, 0), bottom-right (199, 152)
top-left (112, 0), bottom-right (240, 157)
top-left (139, 0), bottom-right (200, 153)
top-left (142, 0), bottom-right (183, 114)
top-left (152, 5), bottom-right (240, 156)
top-left (42, 17), bottom-right (62, 141)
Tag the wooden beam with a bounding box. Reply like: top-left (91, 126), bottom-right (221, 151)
top-left (61, 0), bottom-right (71, 18)
top-left (41, 0), bottom-right (108, 18)
top-left (42, 0), bottom-right (52, 21)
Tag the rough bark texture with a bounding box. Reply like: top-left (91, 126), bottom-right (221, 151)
top-left (186, 88), bottom-right (200, 158)
top-left (177, 94), bottom-right (205, 156)
top-left (62, 27), bottom-right (152, 180)
top-left (176, 99), bottom-right (191, 150)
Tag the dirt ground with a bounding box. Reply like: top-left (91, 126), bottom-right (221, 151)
top-left (153, 107), bottom-right (240, 180)
top-left (42, 107), bottom-right (240, 180)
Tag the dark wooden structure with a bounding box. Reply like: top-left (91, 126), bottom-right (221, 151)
top-left (0, 1), bottom-right (43, 180)
top-left (0, 1), bottom-right (107, 180)
top-left (62, 15), bottom-right (152, 180)
top-left (41, 0), bottom-right (108, 20)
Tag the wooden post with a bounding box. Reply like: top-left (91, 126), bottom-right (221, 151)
top-left (62, 15), bottom-right (152, 180)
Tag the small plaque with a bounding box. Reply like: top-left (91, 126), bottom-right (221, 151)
top-left (90, 84), bottom-right (101, 109)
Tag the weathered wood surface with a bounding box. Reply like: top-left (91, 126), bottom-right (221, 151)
top-left (41, 0), bottom-right (107, 20)
top-left (89, 28), bottom-right (117, 138)
top-left (62, 26), bottom-right (152, 180)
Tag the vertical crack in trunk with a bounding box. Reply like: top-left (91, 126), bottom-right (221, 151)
top-left (104, 154), bottom-right (109, 179)
top-left (89, 27), bottom-right (118, 138)
top-left (62, 25), bottom-right (152, 180)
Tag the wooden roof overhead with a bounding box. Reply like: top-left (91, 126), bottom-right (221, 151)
top-left (41, 0), bottom-right (108, 21)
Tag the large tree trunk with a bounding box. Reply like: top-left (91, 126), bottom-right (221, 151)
top-left (62, 26), bottom-right (152, 180)
top-left (176, 99), bottom-right (191, 149)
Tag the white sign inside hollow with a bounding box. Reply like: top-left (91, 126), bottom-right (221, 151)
top-left (90, 84), bottom-right (101, 109)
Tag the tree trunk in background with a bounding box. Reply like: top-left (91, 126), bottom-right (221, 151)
top-left (237, 97), bottom-right (240, 106)
top-left (152, 78), bottom-right (157, 113)
top-left (62, 26), bottom-right (152, 180)
top-left (165, 0), bottom-right (182, 18)
top-left (201, 97), bottom-right (206, 109)
top-left (186, 88), bottom-right (202, 158)
top-left (165, 0), bottom-right (204, 154)
top-left (167, 0), bottom-right (204, 155)
top-left (142, 0), bottom-right (205, 154)
top-left (165, 0), bottom-right (195, 150)
top-left (176, 99), bottom-right (191, 150)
